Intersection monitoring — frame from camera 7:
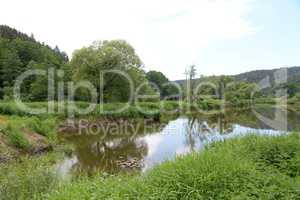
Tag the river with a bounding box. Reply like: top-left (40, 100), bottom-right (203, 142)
top-left (56, 105), bottom-right (300, 178)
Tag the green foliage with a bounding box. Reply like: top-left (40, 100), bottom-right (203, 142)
top-left (0, 25), bottom-right (68, 100)
top-left (198, 98), bottom-right (221, 110)
top-left (71, 40), bottom-right (154, 102)
top-left (288, 92), bottom-right (300, 105)
top-left (146, 70), bottom-right (178, 98)
top-left (254, 97), bottom-right (277, 104)
top-left (0, 102), bottom-right (45, 116)
top-left (0, 152), bottom-right (61, 200)
top-left (2, 123), bottom-right (31, 149)
top-left (0, 114), bottom-right (57, 148)
top-left (46, 133), bottom-right (300, 200)
top-left (1, 121), bottom-right (300, 200)
top-left (282, 83), bottom-right (300, 97)
top-left (241, 133), bottom-right (300, 177)
top-left (216, 75), bottom-right (233, 99)
top-left (0, 25), bottom-right (35, 42)
top-left (0, 25), bottom-right (68, 61)
top-left (225, 81), bottom-right (256, 105)
top-left (29, 117), bottom-right (56, 139)
top-left (0, 100), bottom-right (222, 120)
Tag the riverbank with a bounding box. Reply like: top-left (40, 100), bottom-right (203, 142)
top-left (0, 100), bottom-right (221, 118)
top-left (46, 133), bottom-right (300, 200)
top-left (1, 133), bottom-right (300, 199)
top-left (0, 100), bottom-right (222, 161)
top-left (0, 99), bottom-right (296, 162)
top-left (0, 115), bottom-right (58, 162)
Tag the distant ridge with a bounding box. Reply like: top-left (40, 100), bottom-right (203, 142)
top-left (234, 66), bottom-right (300, 84)
top-left (0, 25), bottom-right (36, 42)
top-left (175, 66), bottom-right (300, 87)
top-left (0, 25), bottom-right (68, 62)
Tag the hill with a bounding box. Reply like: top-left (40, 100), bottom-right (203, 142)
top-left (0, 25), bottom-right (68, 62)
top-left (234, 66), bottom-right (300, 84)
top-left (175, 66), bottom-right (300, 86)
top-left (0, 25), bottom-right (69, 100)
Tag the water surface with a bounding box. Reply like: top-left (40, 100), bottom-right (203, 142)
top-left (57, 106), bottom-right (300, 177)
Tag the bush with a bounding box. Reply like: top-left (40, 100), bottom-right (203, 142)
top-left (0, 153), bottom-right (61, 200)
top-left (30, 117), bottom-right (56, 139)
top-left (198, 99), bottom-right (221, 110)
top-left (239, 133), bottom-right (300, 177)
top-left (254, 98), bottom-right (277, 105)
top-left (2, 123), bottom-right (31, 150)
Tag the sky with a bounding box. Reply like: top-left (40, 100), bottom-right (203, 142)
top-left (1, 0), bottom-right (300, 80)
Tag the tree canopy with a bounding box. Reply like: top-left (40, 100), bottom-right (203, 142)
top-left (0, 25), bottom-right (68, 100)
top-left (71, 40), bottom-right (154, 102)
top-left (146, 70), bottom-right (177, 98)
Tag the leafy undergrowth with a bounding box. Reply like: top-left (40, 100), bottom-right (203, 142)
top-left (0, 101), bottom-right (221, 119)
top-left (45, 133), bottom-right (300, 200)
top-left (0, 152), bottom-right (63, 200)
top-left (0, 115), bottom-right (57, 161)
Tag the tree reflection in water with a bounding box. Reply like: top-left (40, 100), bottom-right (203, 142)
top-left (57, 106), bottom-right (300, 176)
top-left (59, 121), bottom-right (166, 174)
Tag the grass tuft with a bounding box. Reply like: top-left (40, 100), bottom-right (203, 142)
top-left (2, 123), bottom-right (31, 150)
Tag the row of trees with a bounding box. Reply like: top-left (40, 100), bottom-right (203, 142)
top-left (182, 66), bottom-right (257, 104)
top-left (0, 25), bottom-right (273, 104)
top-left (67, 41), bottom-right (179, 102)
top-left (0, 25), bottom-right (177, 102)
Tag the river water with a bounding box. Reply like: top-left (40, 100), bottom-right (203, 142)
top-left (56, 106), bottom-right (300, 178)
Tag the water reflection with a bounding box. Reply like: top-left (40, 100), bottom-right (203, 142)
top-left (57, 106), bottom-right (300, 177)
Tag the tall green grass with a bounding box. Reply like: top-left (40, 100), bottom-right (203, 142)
top-left (0, 100), bottom-right (222, 119)
top-left (0, 115), bottom-right (58, 151)
top-left (254, 97), bottom-right (277, 105)
top-left (0, 152), bottom-right (62, 200)
top-left (29, 117), bottom-right (57, 140)
top-left (2, 123), bottom-right (31, 150)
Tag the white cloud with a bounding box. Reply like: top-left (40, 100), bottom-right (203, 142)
top-left (0, 0), bottom-right (256, 80)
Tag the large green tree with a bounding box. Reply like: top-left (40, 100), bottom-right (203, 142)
top-left (71, 40), bottom-right (153, 103)
top-left (225, 81), bottom-right (256, 104)
top-left (146, 70), bottom-right (177, 98)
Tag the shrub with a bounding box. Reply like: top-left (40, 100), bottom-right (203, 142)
top-left (29, 117), bottom-right (56, 139)
top-left (0, 153), bottom-right (61, 200)
top-left (2, 123), bottom-right (31, 150)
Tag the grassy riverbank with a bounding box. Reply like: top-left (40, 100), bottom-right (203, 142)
top-left (0, 100), bottom-right (220, 160)
top-left (0, 152), bottom-right (64, 200)
top-left (0, 100), bottom-right (221, 118)
top-left (1, 133), bottom-right (300, 199)
top-left (0, 98), bottom-right (295, 163)
top-left (45, 133), bottom-right (300, 200)
top-left (0, 115), bottom-right (58, 162)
